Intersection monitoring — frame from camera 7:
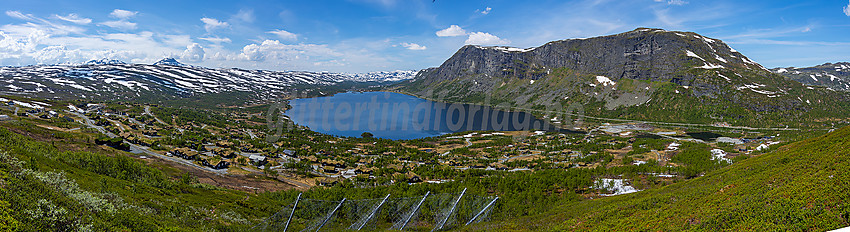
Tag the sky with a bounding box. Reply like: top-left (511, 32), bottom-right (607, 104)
top-left (0, 0), bottom-right (849, 73)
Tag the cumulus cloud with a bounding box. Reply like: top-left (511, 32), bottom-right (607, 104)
top-left (400, 42), bottom-right (426, 50)
top-left (465, 32), bottom-right (510, 45)
top-left (101, 9), bottom-right (138, 30)
top-left (238, 40), bottom-right (340, 62)
top-left (0, 29), bottom-right (47, 55)
top-left (199, 37), bottom-right (232, 43)
top-left (436, 25), bottom-right (467, 37)
top-left (100, 20), bottom-right (137, 30)
top-left (53, 13), bottom-right (91, 24)
top-left (109, 9), bottom-right (137, 19)
top-left (201, 17), bottom-right (228, 32)
top-left (181, 43), bottom-right (205, 62)
top-left (267, 29), bottom-right (297, 41)
top-left (0, 23), bottom-right (176, 65)
top-left (845, 1), bottom-right (850, 16)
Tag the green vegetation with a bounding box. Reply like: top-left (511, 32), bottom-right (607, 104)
top-left (0, 123), bottom-right (288, 231)
top-left (472, 126), bottom-right (850, 231)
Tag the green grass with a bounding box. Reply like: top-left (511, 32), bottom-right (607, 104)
top-left (0, 122), bottom-right (289, 231)
top-left (470, 126), bottom-right (850, 231)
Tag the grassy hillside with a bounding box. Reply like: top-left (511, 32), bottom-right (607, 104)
top-left (473, 126), bottom-right (850, 231)
top-left (0, 121), bottom-right (291, 231)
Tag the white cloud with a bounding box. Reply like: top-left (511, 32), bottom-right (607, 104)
top-left (161, 34), bottom-right (193, 47)
top-left (655, 0), bottom-right (688, 5)
top-left (238, 40), bottom-right (341, 62)
top-left (5, 11), bottom-right (34, 21)
top-left (100, 9), bottom-right (138, 30)
top-left (199, 37), bottom-right (232, 43)
top-left (201, 17), bottom-right (228, 32)
top-left (802, 27), bottom-right (811, 32)
top-left (232, 9), bottom-right (255, 23)
top-left (465, 32), bottom-right (510, 45)
top-left (436, 25), bottom-right (467, 37)
top-left (480, 7), bottom-right (492, 15)
top-left (100, 20), bottom-right (137, 30)
top-left (267, 29), bottom-right (297, 41)
top-left (3, 11), bottom-right (84, 35)
top-left (0, 29), bottom-right (47, 55)
top-left (400, 42), bottom-right (426, 50)
top-left (109, 9), bottom-right (137, 19)
top-left (844, 1), bottom-right (850, 16)
top-left (53, 13), bottom-right (91, 24)
top-left (181, 43), bottom-right (205, 62)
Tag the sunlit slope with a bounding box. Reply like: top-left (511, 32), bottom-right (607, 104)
top-left (477, 126), bottom-right (850, 231)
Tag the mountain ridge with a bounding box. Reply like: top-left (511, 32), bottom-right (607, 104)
top-left (396, 28), bottom-right (850, 128)
top-left (0, 59), bottom-right (418, 103)
top-left (771, 62), bottom-right (850, 91)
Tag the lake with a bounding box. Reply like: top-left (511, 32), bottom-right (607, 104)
top-left (285, 92), bottom-right (559, 140)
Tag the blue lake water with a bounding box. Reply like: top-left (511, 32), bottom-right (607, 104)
top-left (285, 92), bottom-right (559, 140)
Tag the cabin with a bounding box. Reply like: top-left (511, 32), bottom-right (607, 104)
top-left (216, 141), bottom-right (235, 148)
top-left (212, 161), bottom-right (230, 169)
top-left (405, 172), bottom-right (422, 183)
top-left (201, 160), bottom-right (230, 170)
top-left (321, 159), bottom-right (346, 168)
top-left (248, 154), bottom-right (267, 166)
top-left (212, 148), bottom-right (237, 159)
top-left (141, 129), bottom-right (158, 136)
top-left (317, 177), bottom-right (340, 186)
top-left (282, 149), bottom-right (296, 158)
top-left (0, 115), bottom-right (9, 121)
top-left (170, 148), bottom-right (200, 160)
top-left (354, 166), bottom-right (375, 175)
top-left (322, 165), bottom-right (338, 174)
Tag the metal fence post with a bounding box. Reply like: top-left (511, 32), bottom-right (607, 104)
top-left (400, 191), bottom-right (430, 230)
top-left (316, 198), bottom-right (346, 232)
top-left (432, 188), bottom-right (466, 231)
top-left (465, 197), bottom-right (498, 226)
top-left (283, 192), bottom-right (302, 232)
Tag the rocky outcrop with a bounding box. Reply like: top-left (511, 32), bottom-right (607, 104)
top-left (772, 62), bottom-right (850, 91)
top-left (417, 28), bottom-right (765, 87)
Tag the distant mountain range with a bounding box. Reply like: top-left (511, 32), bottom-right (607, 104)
top-left (396, 28), bottom-right (850, 128)
top-left (771, 62), bottom-right (850, 91)
top-left (0, 58), bottom-right (417, 102)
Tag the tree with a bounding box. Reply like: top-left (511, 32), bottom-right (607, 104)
top-left (361, 132), bottom-right (374, 138)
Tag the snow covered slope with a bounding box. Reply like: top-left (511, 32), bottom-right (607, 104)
top-left (0, 58), bottom-right (417, 101)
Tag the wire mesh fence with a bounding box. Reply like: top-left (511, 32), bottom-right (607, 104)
top-left (252, 189), bottom-right (498, 231)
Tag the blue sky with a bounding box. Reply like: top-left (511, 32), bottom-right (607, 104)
top-left (0, 0), bottom-right (849, 72)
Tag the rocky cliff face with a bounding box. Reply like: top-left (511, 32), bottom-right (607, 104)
top-left (398, 28), bottom-right (850, 128)
top-left (417, 28), bottom-right (765, 87)
top-left (772, 62), bottom-right (850, 91)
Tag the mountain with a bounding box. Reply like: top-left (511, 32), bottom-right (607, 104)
top-left (0, 59), bottom-right (417, 103)
top-left (343, 70), bottom-right (419, 82)
top-left (472, 125), bottom-right (850, 231)
top-left (152, 57), bottom-right (185, 66)
top-left (84, 58), bottom-right (126, 65)
top-left (396, 28), bottom-right (850, 128)
top-left (771, 62), bottom-right (850, 91)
